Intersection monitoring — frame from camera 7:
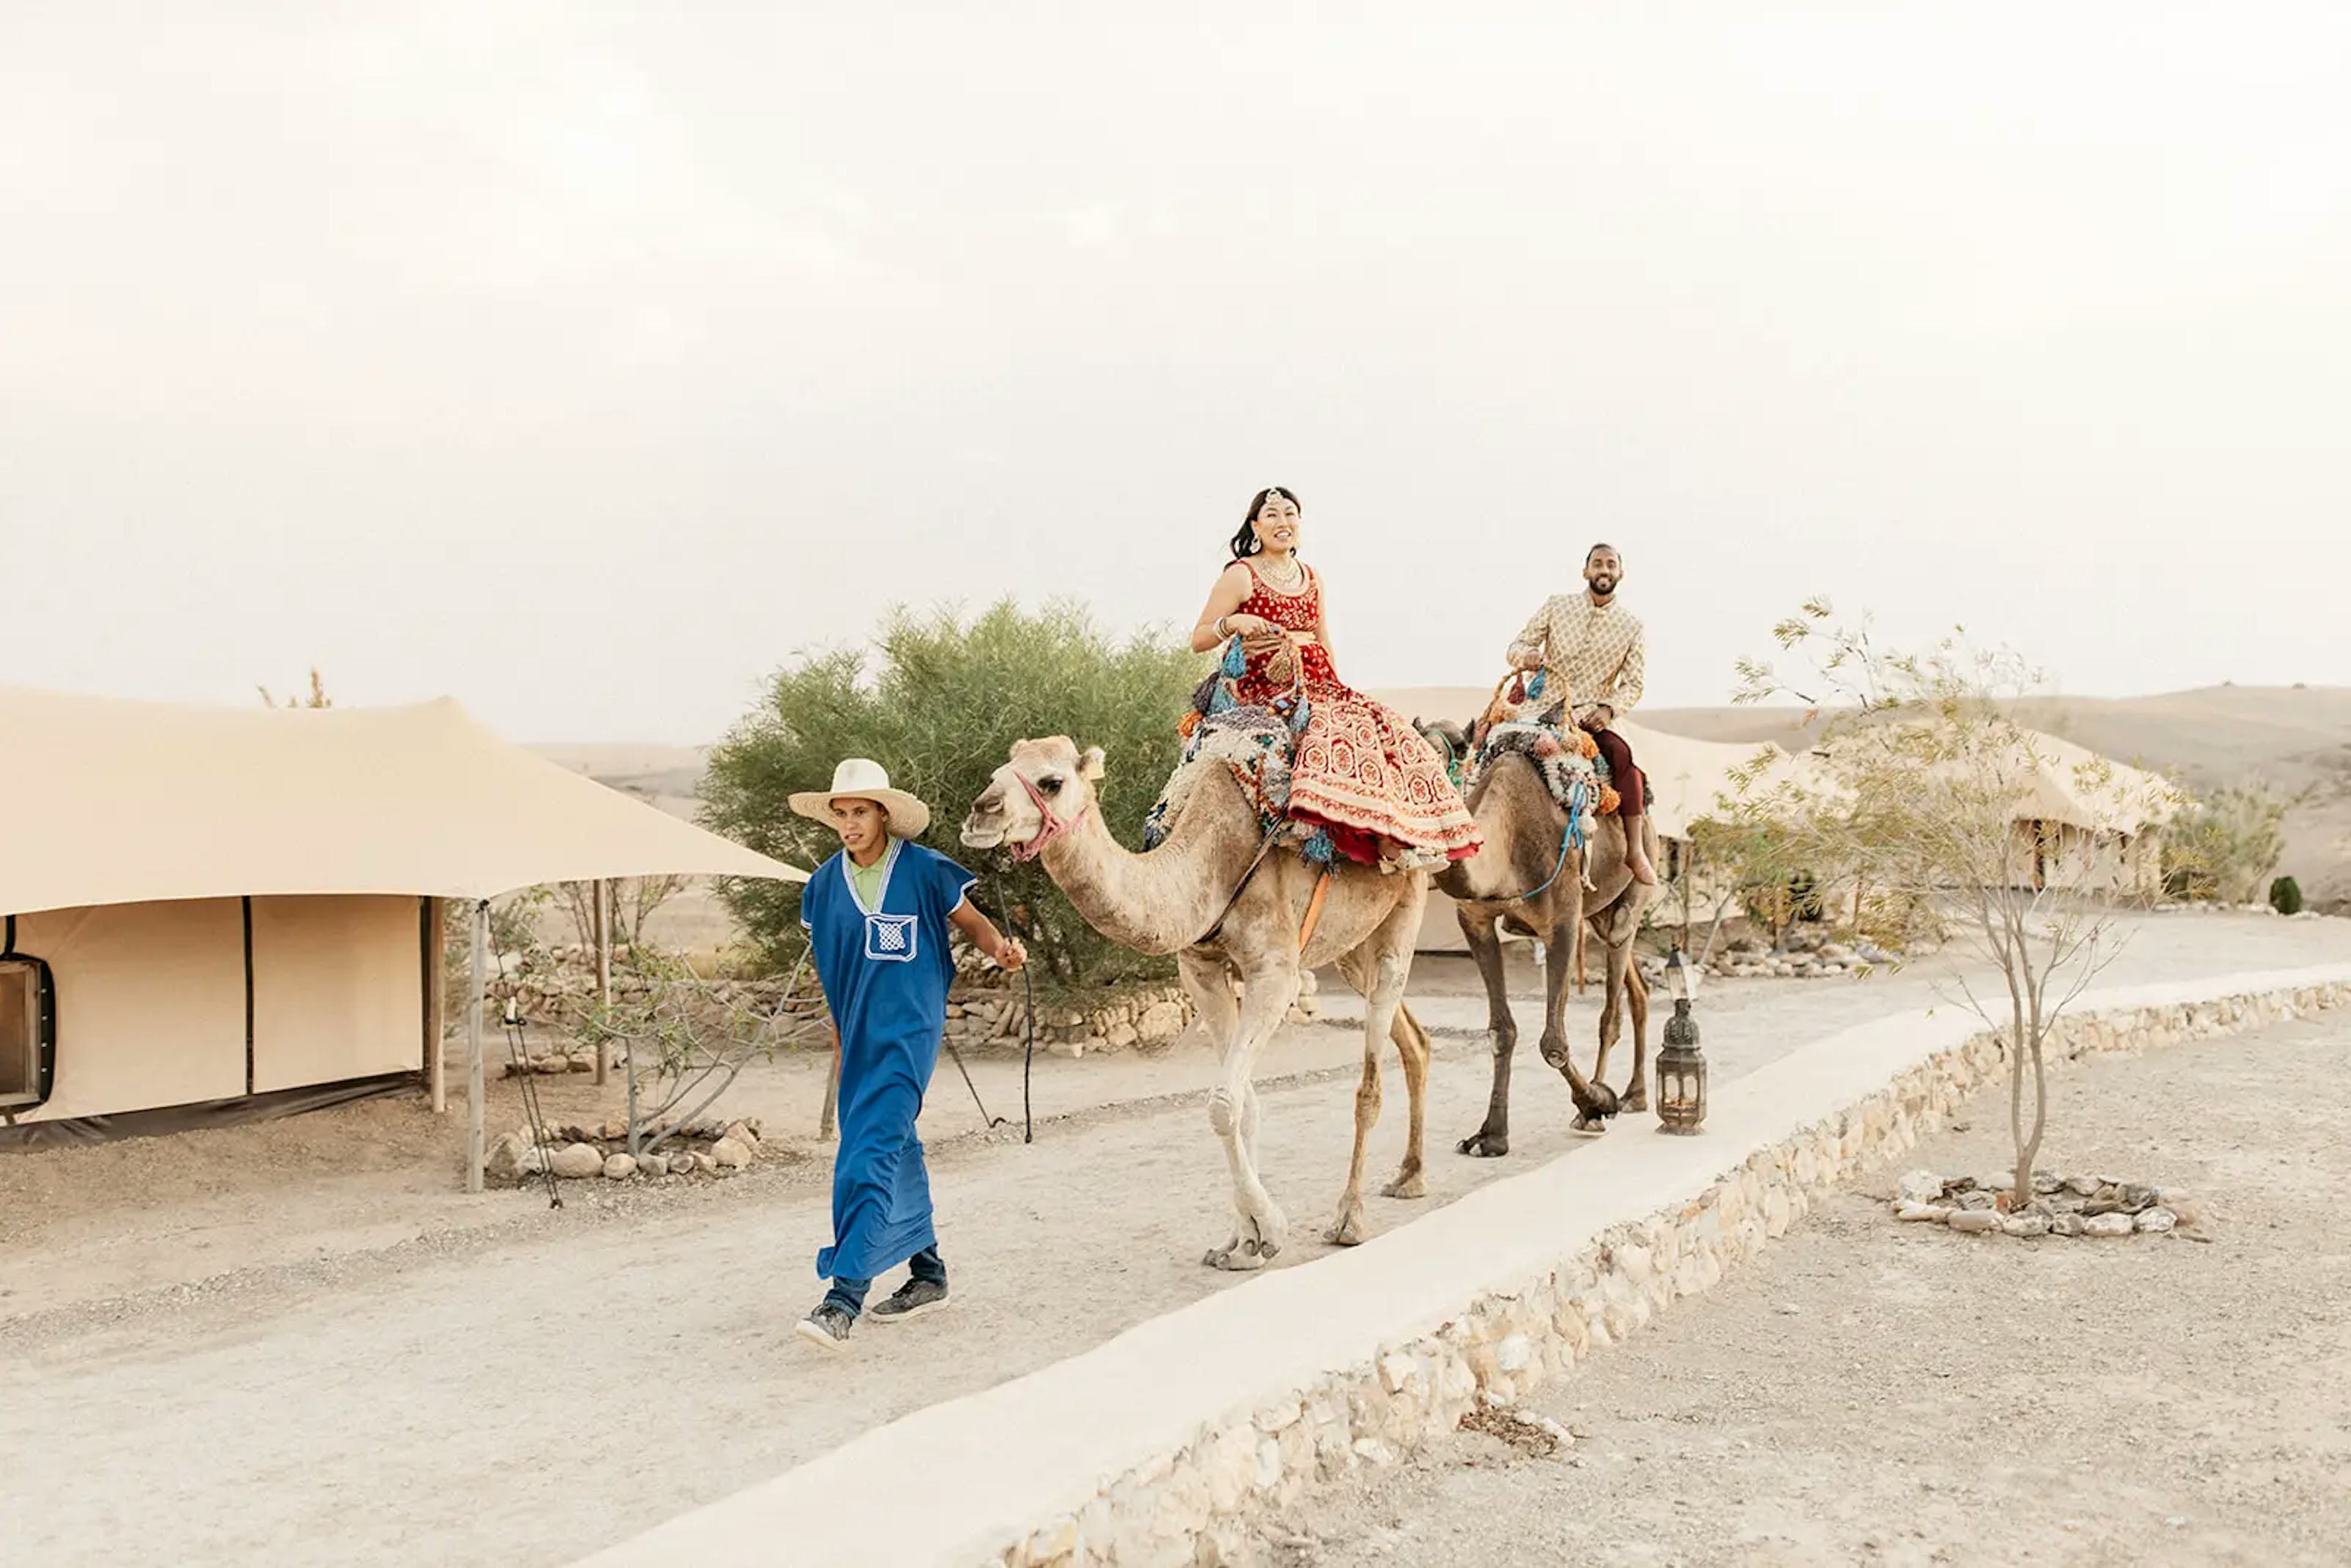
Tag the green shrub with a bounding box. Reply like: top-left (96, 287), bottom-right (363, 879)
top-left (2161, 784), bottom-right (2291, 904)
top-left (701, 599), bottom-right (1205, 986)
top-left (2270, 875), bottom-right (2304, 916)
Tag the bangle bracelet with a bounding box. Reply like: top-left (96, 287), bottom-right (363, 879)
top-left (1216, 616), bottom-right (1229, 637)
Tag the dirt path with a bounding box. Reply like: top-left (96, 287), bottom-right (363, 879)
top-left (0, 912), bottom-right (2341, 1567)
top-left (1249, 1010), bottom-right (2351, 1567)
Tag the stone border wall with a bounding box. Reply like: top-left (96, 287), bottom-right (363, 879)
top-left (947, 972), bottom-right (1321, 1059)
top-left (567, 964), bottom-right (2351, 1568)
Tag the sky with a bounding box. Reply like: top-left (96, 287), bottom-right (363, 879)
top-left (4, 3), bottom-right (2347, 743)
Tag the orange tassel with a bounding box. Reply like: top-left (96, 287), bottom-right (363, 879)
top-left (1597, 786), bottom-right (1621, 816)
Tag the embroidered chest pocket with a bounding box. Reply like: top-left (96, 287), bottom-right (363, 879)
top-left (864, 912), bottom-right (919, 962)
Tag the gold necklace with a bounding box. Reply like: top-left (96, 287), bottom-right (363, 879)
top-left (1257, 553), bottom-right (1305, 593)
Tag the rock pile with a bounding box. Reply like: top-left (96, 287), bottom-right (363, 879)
top-left (1890, 1168), bottom-right (2206, 1239)
top-left (1703, 932), bottom-right (1898, 981)
top-left (483, 1116), bottom-right (770, 1184)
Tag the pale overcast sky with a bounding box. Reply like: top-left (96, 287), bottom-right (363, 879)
top-left (4, 4), bottom-right (2345, 743)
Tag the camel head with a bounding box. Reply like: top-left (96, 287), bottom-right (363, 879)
top-left (961, 736), bottom-right (1108, 856)
top-left (1414, 716), bottom-right (1469, 762)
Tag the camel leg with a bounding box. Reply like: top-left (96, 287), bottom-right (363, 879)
top-left (1539, 909), bottom-right (1616, 1132)
top-left (1326, 923), bottom-right (1419, 1245)
top-left (1586, 898), bottom-right (1646, 1112)
top-left (1621, 962), bottom-right (1652, 1114)
top-left (1382, 999), bottom-right (1431, 1200)
top-left (1194, 950), bottom-right (1295, 1272)
top-left (1455, 905), bottom-right (1518, 1158)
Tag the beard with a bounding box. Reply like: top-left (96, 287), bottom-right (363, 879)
top-left (1588, 574), bottom-right (1618, 595)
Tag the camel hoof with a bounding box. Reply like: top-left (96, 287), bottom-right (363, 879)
top-left (1586, 1082), bottom-right (1622, 1118)
top-left (1621, 1088), bottom-right (1649, 1114)
top-left (1457, 1131), bottom-right (1511, 1158)
top-left (1570, 1114), bottom-right (1609, 1138)
top-left (1202, 1240), bottom-right (1271, 1272)
top-left (1381, 1172), bottom-right (1427, 1199)
top-left (1325, 1213), bottom-right (1369, 1247)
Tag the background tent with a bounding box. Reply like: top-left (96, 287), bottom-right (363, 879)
top-left (1, 686), bottom-right (803, 1182)
top-left (1367, 687), bottom-right (1786, 953)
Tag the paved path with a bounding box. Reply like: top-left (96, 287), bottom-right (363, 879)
top-left (0, 912), bottom-right (2341, 1567)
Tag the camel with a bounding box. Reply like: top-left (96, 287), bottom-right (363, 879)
top-left (961, 737), bottom-right (1434, 1270)
top-left (1415, 716), bottom-right (1663, 1155)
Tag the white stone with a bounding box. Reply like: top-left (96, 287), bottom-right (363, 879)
top-left (1351, 1438), bottom-right (1397, 1466)
top-left (1896, 1169), bottom-right (1944, 1205)
top-left (637, 1152), bottom-right (670, 1177)
top-left (1378, 1353), bottom-right (1417, 1395)
top-left (2136, 1207), bottom-right (2178, 1234)
top-left (550, 1142), bottom-right (604, 1179)
top-left (602, 1153), bottom-right (637, 1180)
top-left (1496, 1334), bottom-right (1534, 1374)
top-left (1946, 1210), bottom-right (2001, 1234)
top-left (484, 1131), bottom-right (530, 1182)
top-left (2003, 1213), bottom-right (2050, 1238)
top-left (2084, 1212), bottom-right (2135, 1238)
top-left (712, 1136), bottom-right (753, 1169)
top-left (1894, 1201), bottom-right (1949, 1224)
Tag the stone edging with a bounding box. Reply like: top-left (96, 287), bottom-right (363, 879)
top-left (565, 963), bottom-right (2351, 1568)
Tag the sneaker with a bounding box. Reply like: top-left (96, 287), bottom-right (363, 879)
top-left (795, 1304), bottom-right (853, 1352)
top-left (868, 1277), bottom-right (950, 1324)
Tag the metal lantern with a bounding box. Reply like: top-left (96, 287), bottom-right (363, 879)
top-left (1655, 950), bottom-right (1708, 1135)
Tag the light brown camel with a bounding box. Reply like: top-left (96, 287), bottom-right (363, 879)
top-left (1416, 717), bottom-right (1662, 1154)
top-left (961, 737), bottom-right (1434, 1270)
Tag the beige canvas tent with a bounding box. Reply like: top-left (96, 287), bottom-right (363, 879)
top-left (1367, 686), bottom-right (1787, 953)
top-left (1762, 725), bottom-right (2182, 897)
top-left (0, 686), bottom-right (804, 1180)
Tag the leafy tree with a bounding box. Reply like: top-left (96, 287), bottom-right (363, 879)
top-left (1736, 602), bottom-right (2138, 1204)
top-left (702, 599), bottom-right (1204, 985)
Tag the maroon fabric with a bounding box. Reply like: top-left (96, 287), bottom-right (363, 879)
top-left (1587, 726), bottom-right (1646, 822)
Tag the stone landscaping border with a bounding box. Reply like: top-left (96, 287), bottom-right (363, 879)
top-left (568, 962), bottom-right (2351, 1568)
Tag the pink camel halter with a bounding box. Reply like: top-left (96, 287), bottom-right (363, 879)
top-left (1008, 768), bottom-right (1092, 863)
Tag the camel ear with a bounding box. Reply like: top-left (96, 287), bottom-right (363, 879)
top-left (1079, 746), bottom-right (1107, 781)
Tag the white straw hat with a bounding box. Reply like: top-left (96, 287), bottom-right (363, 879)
top-left (788, 758), bottom-right (931, 839)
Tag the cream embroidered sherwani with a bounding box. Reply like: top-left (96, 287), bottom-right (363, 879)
top-left (1504, 594), bottom-right (1646, 723)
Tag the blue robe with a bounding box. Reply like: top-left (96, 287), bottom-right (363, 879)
top-left (801, 838), bottom-right (977, 1282)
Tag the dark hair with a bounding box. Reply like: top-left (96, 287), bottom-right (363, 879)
top-left (1586, 541), bottom-right (1623, 569)
top-left (1230, 486), bottom-right (1301, 560)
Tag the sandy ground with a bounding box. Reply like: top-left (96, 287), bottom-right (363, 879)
top-left (1245, 1008), bottom-right (2351, 1567)
top-left (0, 913), bottom-right (2343, 1566)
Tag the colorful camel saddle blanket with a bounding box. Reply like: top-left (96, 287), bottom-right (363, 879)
top-left (1139, 646), bottom-right (1453, 872)
top-left (1460, 722), bottom-right (1607, 851)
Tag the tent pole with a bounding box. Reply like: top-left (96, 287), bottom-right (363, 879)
top-left (427, 897), bottom-right (448, 1114)
top-left (467, 898), bottom-right (487, 1193)
top-left (591, 879), bottom-right (611, 1085)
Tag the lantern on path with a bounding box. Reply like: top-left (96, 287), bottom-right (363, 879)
top-left (1656, 951), bottom-right (1708, 1135)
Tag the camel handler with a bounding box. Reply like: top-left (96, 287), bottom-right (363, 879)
top-left (789, 758), bottom-right (1026, 1352)
top-left (1504, 541), bottom-right (1659, 886)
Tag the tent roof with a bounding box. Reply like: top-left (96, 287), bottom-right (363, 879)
top-left (1368, 688), bottom-right (1787, 841)
top-left (1766, 724), bottom-right (2186, 835)
top-left (1, 686), bottom-right (806, 916)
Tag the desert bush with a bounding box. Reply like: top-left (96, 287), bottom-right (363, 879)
top-left (2161, 784), bottom-right (2290, 904)
top-left (2270, 875), bottom-right (2304, 916)
top-left (702, 599), bottom-right (1205, 985)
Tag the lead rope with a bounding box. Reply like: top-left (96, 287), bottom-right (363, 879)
top-left (492, 940), bottom-right (564, 1209)
top-left (940, 870), bottom-right (1035, 1142)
